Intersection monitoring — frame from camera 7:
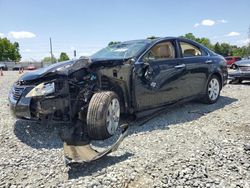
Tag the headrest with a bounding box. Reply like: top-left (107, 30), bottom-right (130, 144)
top-left (184, 49), bottom-right (196, 57)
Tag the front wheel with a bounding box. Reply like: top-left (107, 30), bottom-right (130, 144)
top-left (202, 75), bottom-right (221, 104)
top-left (86, 91), bottom-right (120, 140)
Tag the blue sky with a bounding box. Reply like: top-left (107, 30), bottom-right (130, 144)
top-left (0, 0), bottom-right (249, 61)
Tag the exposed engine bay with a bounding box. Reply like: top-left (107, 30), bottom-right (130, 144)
top-left (9, 57), bottom-right (134, 163)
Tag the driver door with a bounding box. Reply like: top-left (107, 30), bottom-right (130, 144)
top-left (133, 40), bottom-right (188, 111)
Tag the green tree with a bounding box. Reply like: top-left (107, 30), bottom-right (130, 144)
top-left (147, 36), bottom-right (158, 40)
top-left (181, 33), bottom-right (213, 50)
top-left (180, 33), bottom-right (250, 57)
top-left (232, 47), bottom-right (247, 57)
top-left (181, 33), bottom-right (196, 41)
top-left (108, 41), bottom-right (121, 46)
top-left (0, 38), bottom-right (21, 61)
top-left (198, 37), bottom-right (214, 50)
top-left (214, 42), bottom-right (221, 54)
top-left (58, 52), bottom-right (69, 62)
top-left (220, 43), bottom-right (232, 56)
top-left (42, 56), bottom-right (57, 63)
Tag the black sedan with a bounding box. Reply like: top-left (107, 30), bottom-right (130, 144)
top-left (0, 63), bottom-right (8, 71)
top-left (12, 65), bottom-right (23, 71)
top-left (229, 59), bottom-right (250, 84)
top-left (9, 37), bottom-right (228, 140)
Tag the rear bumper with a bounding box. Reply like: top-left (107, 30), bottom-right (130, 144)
top-left (228, 71), bottom-right (250, 80)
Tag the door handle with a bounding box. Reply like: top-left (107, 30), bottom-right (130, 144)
top-left (174, 64), bottom-right (186, 69)
top-left (205, 60), bottom-right (213, 64)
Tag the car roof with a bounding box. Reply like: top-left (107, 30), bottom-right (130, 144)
top-left (124, 37), bottom-right (210, 47)
top-left (123, 37), bottom-right (179, 44)
top-left (116, 37), bottom-right (214, 56)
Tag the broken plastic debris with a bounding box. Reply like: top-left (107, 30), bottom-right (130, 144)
top-left (63, 124), bottom-right (129, 164)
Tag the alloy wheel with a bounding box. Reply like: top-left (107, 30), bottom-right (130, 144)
top-left (106, 98), bottom-right (120, 135)
top-left (208, 78), bottom-right (220, 101)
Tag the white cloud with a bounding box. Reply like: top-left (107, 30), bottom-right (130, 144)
top-left (8, 31), bottom-right (36, 39)
top-left (244, 39), bottom-right (250, 44)
top-left (194, 19), bottom-right (228, 28)
top-left (24, 49), bottom-right (31, 52)
top-left (194, 23), bottom-right (200, 28)
top-left (201, 19), bottom-right (215, 26)
top-left (0, 33), bottom-right (4, 37)
top-left (235, 39), bottom-right (250, 46)
top-left (227, 32), bottom-right (240, 37)
top-left (218, 19), bottom-right (228, 23)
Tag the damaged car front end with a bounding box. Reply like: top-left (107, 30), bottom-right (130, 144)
top-left (9, 59), bottom-right (94, 123)
top-left (8, 40), bottom-right (150, 163)
top-left (9, 57), bottom-right (130, 163)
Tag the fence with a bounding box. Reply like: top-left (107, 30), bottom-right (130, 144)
top-left (0, 61), bottom-right (52, 70)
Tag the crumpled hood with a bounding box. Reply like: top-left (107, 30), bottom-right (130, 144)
top-left (19, 59), bottom-right (90, 81)
top-left (19, 57), bottom-right (128, 82)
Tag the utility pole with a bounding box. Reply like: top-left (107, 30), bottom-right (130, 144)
top-left (50, 37), bottom-right (54, 63)
top-left (74, 50), bottom-right (76, 59)
top-left (248, 26), bottom-right (250, 57)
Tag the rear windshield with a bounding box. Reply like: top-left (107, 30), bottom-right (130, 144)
top-left (236, 57), bottom-right (242, 61)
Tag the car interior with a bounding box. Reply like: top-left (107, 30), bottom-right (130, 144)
top-left (180, 42), bottom-right (202, 57)
top-left (146, 42), bottom-right (175, 60)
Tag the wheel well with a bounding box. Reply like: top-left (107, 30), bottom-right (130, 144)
top-left (112, 86), bottom-right (126, 113)
top-left (100, 76), bottom-right (127, 113)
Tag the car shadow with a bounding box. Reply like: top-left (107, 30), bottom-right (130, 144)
top-left (13, 95), bottom-right (237, 179)
top-left (67, 152), bottom-right (133, 179)
top-left (14, 120), bottom-right (66, 149)
top-left (66, 95), bottom-right (238, 179)
top-left (127, 95), bottom-right (238, 135)
top-left (14, 96), bottom-right (237, 150)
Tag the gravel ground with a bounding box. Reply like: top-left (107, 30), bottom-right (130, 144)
top-left (0, 71), bottom-right (250, 188)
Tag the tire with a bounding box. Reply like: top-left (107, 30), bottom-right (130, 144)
top-left (86, 91), bottom-right (120, 140)
top-left (230, 64), bottom-right (237, 69)
top-left (202, 75), bottom-right (221, 104)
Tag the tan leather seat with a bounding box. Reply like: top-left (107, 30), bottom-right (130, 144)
top-left (150, 43), bottom-right (174, 59)
top-left (184, 49), bottom-right (196, 57)
top-left (156, 44), bottom-right (174, 59)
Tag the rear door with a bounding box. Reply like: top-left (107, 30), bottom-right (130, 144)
top-left (176, 39), bottom-right (211, 97)
top-left (133, 40), bottom-right (189, 111)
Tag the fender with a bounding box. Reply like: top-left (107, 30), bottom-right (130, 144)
top-left (96, 62), bottom-right (133, 113)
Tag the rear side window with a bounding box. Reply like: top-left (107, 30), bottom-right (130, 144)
top-left (143, 41), bottom-right (176, 61)
top-left (225, 57), bottom-right (232, 61)
top-left (235, 57), bottom-right (241, 61)
top-left (180, 42), bottom-right (202, 57)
